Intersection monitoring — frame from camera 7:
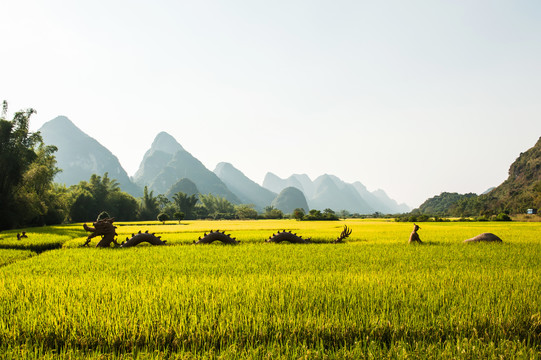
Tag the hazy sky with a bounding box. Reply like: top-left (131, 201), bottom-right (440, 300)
top-left (2, 0), bottom-right (540, 207)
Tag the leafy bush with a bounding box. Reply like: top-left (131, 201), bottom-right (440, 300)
top-left (394, 214), bottom-right (431, 222)
top-left (292, 208), bottom-right (305, 221)
top-left (157, 213), bottom-right (169, 224)
top-left (263, 206), bottom-right (284, 219)
top-left (494, 213), bottom-right (512, 221)
top-left (235, 205), bottom-right (258, 220)
top-left (173, 211), bottom-right (185, 224)
top-left (303, 209), bottom-right (339, 221)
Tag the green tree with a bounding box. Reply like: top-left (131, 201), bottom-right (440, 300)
top-left (41, 184), bottom-right (70, 225)
top-left (194, 205), bottom-right (209, 219)
top-left (106, 192), bottom-right (138, 221)
top-left (309, 209), bottom-right (321, 217)
top-left (292, 208), bottom-right (305, 221)
top-left (338, 210), bottom-right (350, 220)
top-left (199, 194), bottom-right (220, 215)
top-left (302, 209), bottom-right (337, 221)
top-left (138, 186), bottom-right (159, 220)
top-left (157, 212), bottom-right (169, 224)
top-left (172, 192), bottom-right (198, 220)
top-left (88, 173), bottom-right (120, 205)
top-left (68, 173), bottom-right (138, 222)
top-left (236, 204), bottom-right (258, 219)
top-left (156, 194), bottom-right (171, 212)
top-left (199, 193), bottom-right (235, 219)
top-left (214, 196), bottom-right (235, 214)
top-left (323, 208), bottom-right (338, 220)
top-left (494, 213), bottom-right (512, 221)
top-left (304, 209), bottom-right (321, 220)
top-left (173, 211), bottom-right (185, 224)
top-left (0, 102), bottom-right (61, 229)
top-left (263, 206), bottom-right (284, 219)
top-left (161, 203), bottom-right (177, 219)
top-left (69, 188), bottom-right (96, 222)
top-left (14, 143), bottom-right (62, 226)
top-left (534, 181), bottom-right (541, 211)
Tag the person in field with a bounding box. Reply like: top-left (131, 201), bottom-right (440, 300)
top-left (408, 224), bottom-right (423, 244)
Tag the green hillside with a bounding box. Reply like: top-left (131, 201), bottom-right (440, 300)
top-left (415, 137), bottom-right (541, 216)
top-left (487, 136), bottom-right (541, 213)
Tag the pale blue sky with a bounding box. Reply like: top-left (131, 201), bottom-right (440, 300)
top-left (2, 0), bottom-right (540, 207)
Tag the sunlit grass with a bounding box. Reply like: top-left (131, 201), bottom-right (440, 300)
top-left (61, 218), bottom-right (541, 247)
top-left (0, 224), bottom-right (85, 252)
top-left (1, 220), bottom-right (540, 358)
top-left (0, 249), bottom-right (36, 266)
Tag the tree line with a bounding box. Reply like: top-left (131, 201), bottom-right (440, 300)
top-left (1, 102), bottom-right (63, 230)
top-left (1, 102), bottom-right (342, 229)
top-left (393, 191), bottom-right (531, 222)
top-left (0, 101), bottom-right (423, 230)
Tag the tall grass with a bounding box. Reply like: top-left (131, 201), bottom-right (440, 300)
top-left (0, 249), bottom-right (35, 266)
top-left (0, 224), bottom-right (84, 252)
top-left (63, 218), bottom-right (541, 247)
top-left (1, 219), bottom-right (540, 358)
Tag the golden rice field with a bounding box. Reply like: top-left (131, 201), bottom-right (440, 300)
top-left (0, 219), bottom-right (540, 359)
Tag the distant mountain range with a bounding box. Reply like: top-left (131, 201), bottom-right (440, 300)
top-left (262, 173), bottom-right (409, 214)
top-left (39, 116), bottom-right (141, 196)
top-left (213, 162), bottom-right (276, 211)
top-left (132, 132), bottom-right (240, 203)
top-left (39, 116), bottom-right (411, 214)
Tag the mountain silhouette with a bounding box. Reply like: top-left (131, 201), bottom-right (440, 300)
top-left (39, 116), bottom-right (141, 196)
top-left (484, 136), bottom-right (541, 212)
top-left (214, 162), bottom-right (276, 211)
top-left (165, 178), bottom-right (199, 199)
top-left (371, 189), bottom-right (410, 214)
top-left (263, 172), bottom-right (409, 214)
top-left (311, 174), bottom-right (374, 213)
top-left (39, 116), bottom-right (411, 212)
top-left (132, 131), bottom-right (183, 187)
top-left (271, 187), bottom-right (310, 214)
top-left (263, 173), bottom-right (306, 195)
top-left (134, 132), bottom-right (240, 203)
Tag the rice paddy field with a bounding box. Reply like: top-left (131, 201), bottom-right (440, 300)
top-left (0, 219), bottom-right (540, 359)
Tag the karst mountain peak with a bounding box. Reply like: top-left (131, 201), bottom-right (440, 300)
top-left (38, 116), bottom-right (411, 213)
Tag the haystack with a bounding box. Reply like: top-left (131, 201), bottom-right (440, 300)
top-left (464, 233), bottom-right (503, 243)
